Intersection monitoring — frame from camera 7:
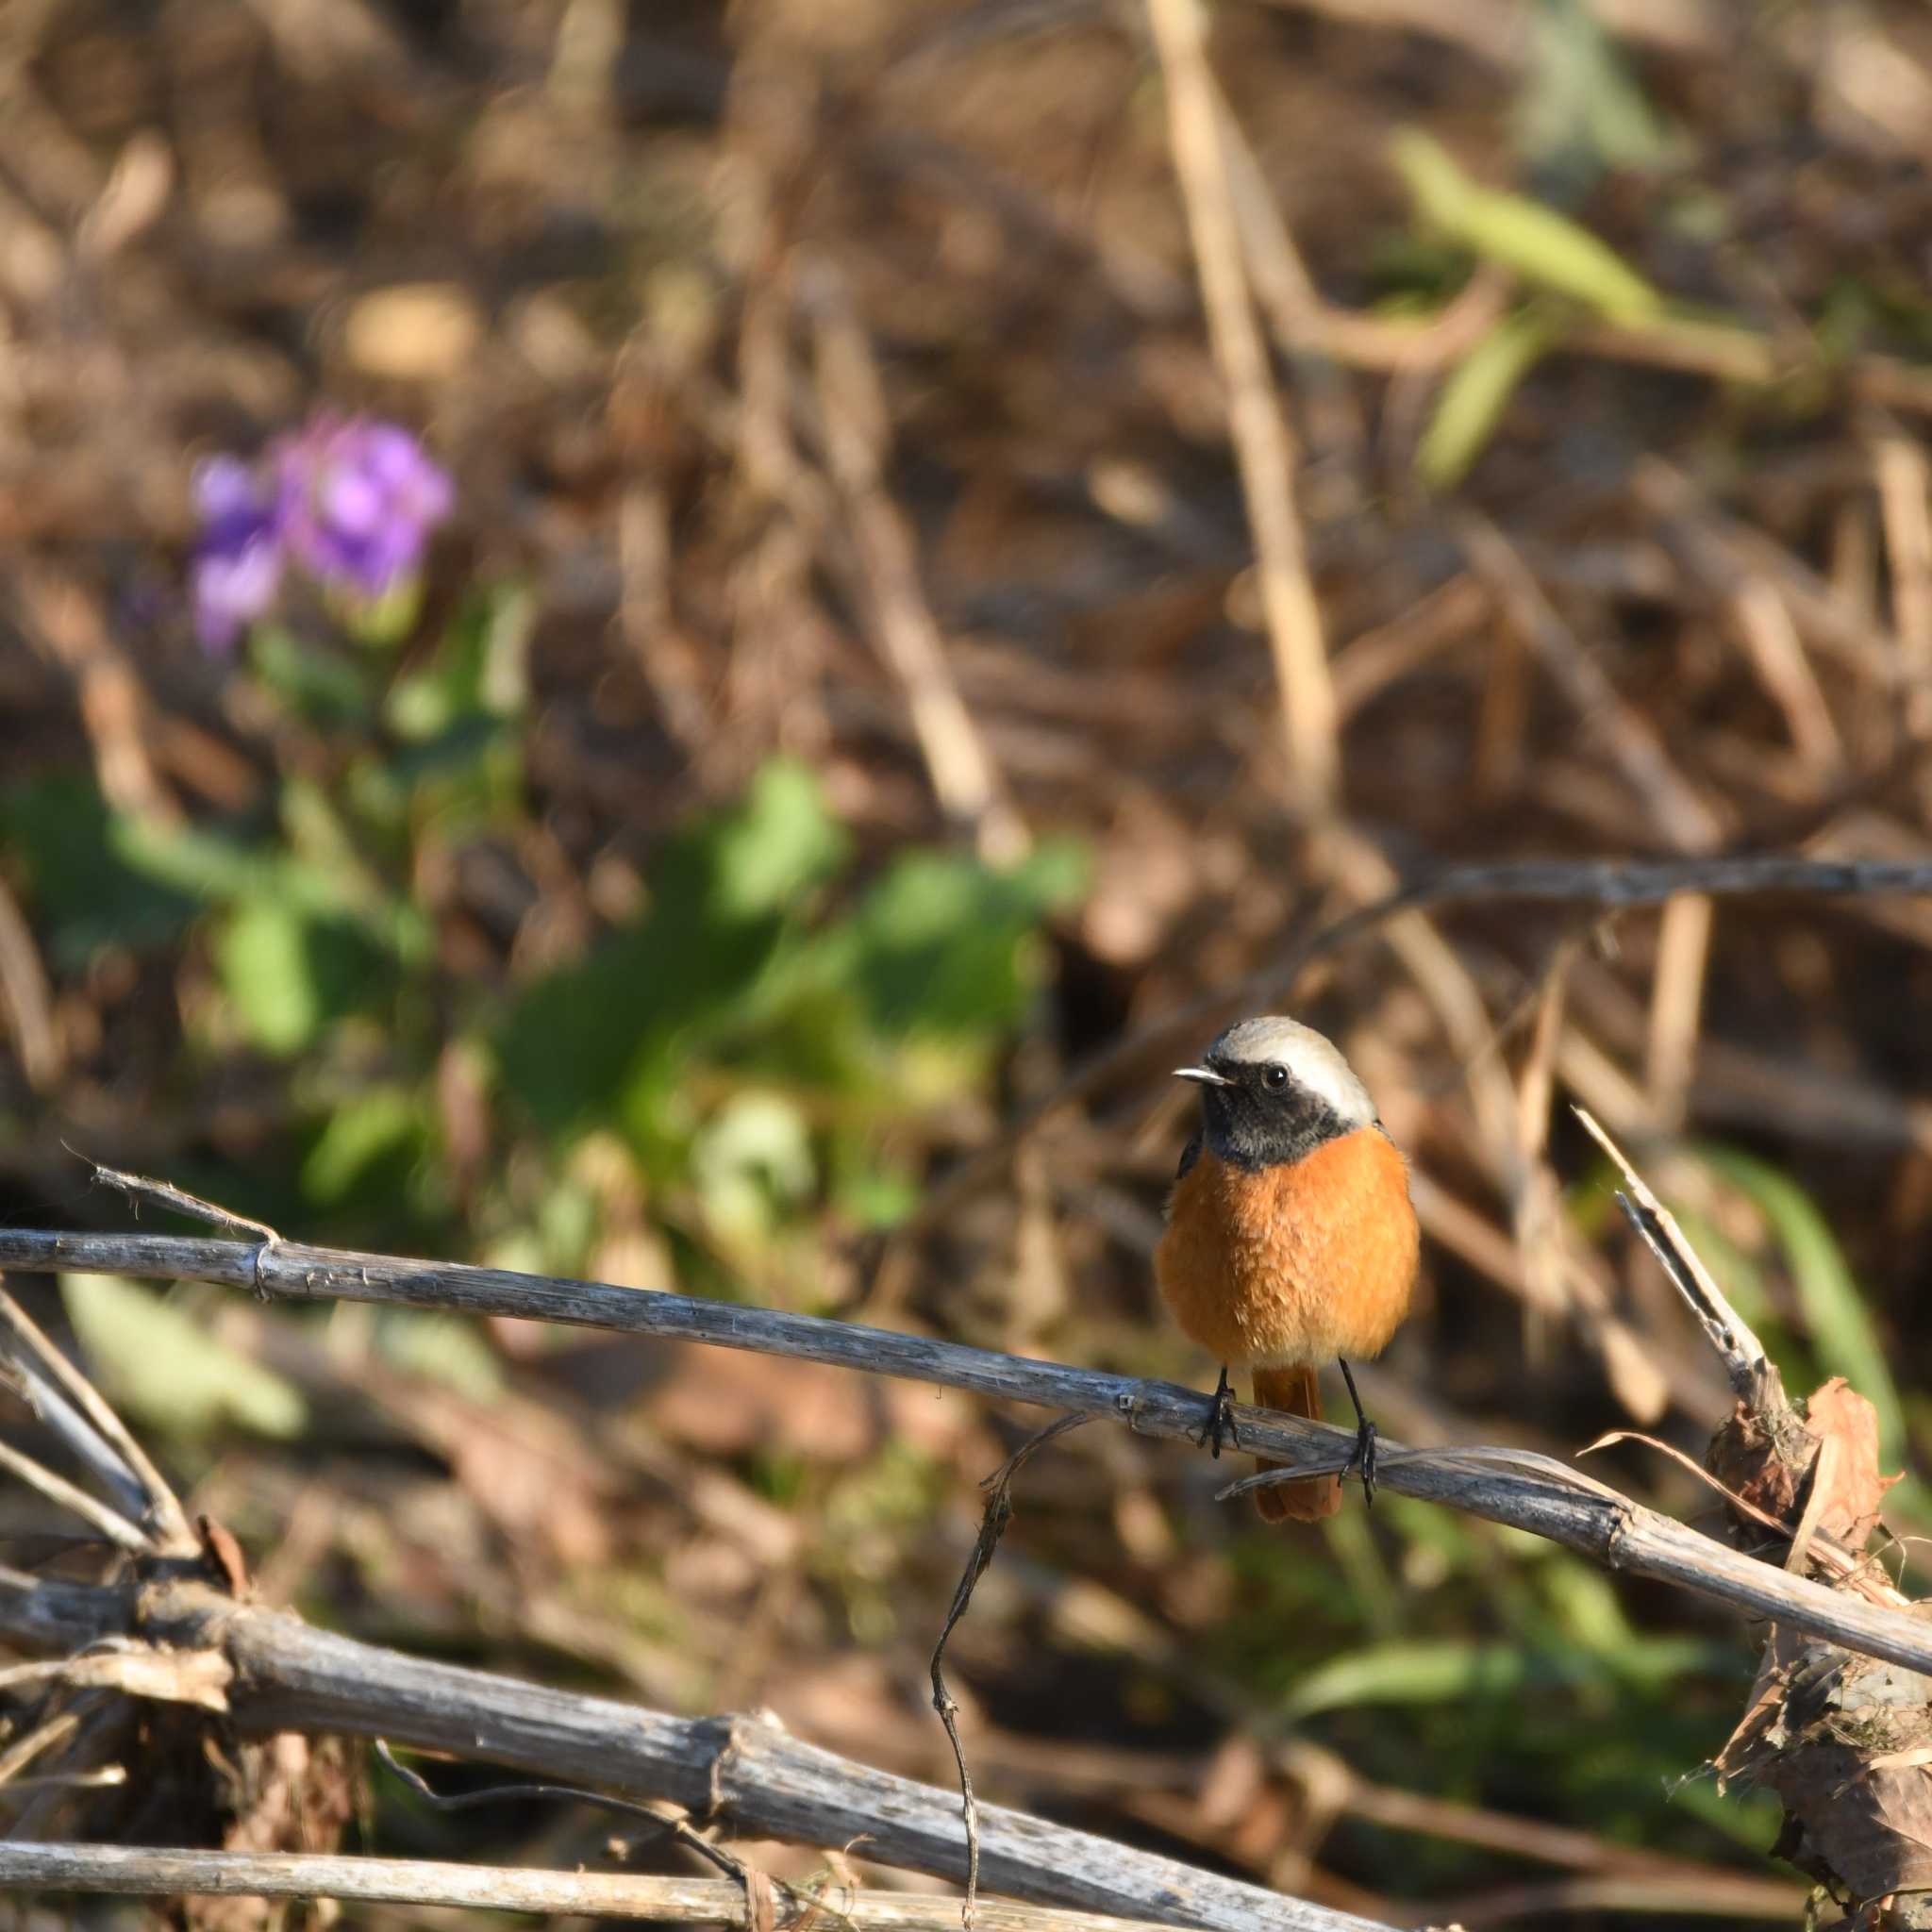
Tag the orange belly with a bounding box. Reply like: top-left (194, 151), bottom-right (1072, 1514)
top-left (1154, 1127), bottom-right (1418, 1368)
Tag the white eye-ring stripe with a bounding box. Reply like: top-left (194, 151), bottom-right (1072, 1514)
top-left (1205, 1016), bottom-right (1375, 1128)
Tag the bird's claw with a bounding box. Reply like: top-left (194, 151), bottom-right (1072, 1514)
top-left (1194, 1366), bottom-right (1238, 1459)
top-left (1344, 1416), bottom-right (1378, 1507)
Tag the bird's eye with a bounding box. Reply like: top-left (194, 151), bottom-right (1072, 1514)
top-left (1263, 1063), bottom-right (1289, 1090)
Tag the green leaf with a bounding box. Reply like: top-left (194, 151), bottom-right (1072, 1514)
top-left (387, 587), bottom-right (533, 741)
top-left (704, 758), bottom-right (849, 921)
top-left (837, 838), bottom-right (1088, 1042)
top-left (302, 1085), bottom-right (421, 1203)
top-left (1280, 1634), bottom-right (1723, 1720)
top-left (1391, 130), bottom-right (1661, 322)
top-left (61, 1273), bottom-right (305, 1440)
top-left (375, 1309), bottom-right (504, 1401)
top-left (248, 625), bottom-right (375, 726)
top-left (501, 910), bottom-right (784, 1141)
top-left (1280, 1640), bottom-right (1520, 1718)
top-left (218, 897), bottom-right (322, 1054)
top-left (215, 897), bottom-right (391, 1056)
top-left (341, 575), bottom-right (426, 649)
top-left (690, 1091), bottom-right (818, 1243)
top-left (114, 819), bottom-right (292, 905)
top-left (1418, 307), bottom-right (1562, 489)
top-left (497, 760), bottom-right (847, 1140)
top-left (835, 1162), bottom-right (922, 1230)
top-left (114, 816), bottom-right (430, 965)
top-left (1518, 0), bottom-right (1678, 183)
top-left (0, 774), bottom-right (198, 966)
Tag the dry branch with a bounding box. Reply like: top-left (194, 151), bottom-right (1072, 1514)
top-left (0, 1287), bottom-right (192, 1552)
top-left (887, 852), bottom-right (1932, 1243)
top-left (6, 1221), bottom-right (1932, 1679)
top-left (1573, 1107), bottom-right (1772, 1399)
top-left (0, 1843), bottom-right (1180, 1930)
top-left (0, 1571), bottom-right (1386, 1932)
top-left (932, 1413), bottom-right (1091, 1931)
top-left (1147, 0), bottom-right (1339, 813)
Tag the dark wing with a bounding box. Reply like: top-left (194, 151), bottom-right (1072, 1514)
top-left (1175, 1127), bottom-right (1202, 1181)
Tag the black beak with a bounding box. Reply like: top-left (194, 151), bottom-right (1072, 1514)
top-left (1173, 1065), bottom-right (1232, 1087)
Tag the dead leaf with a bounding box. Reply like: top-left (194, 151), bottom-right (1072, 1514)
top-left (1803, 1377), bottom-right (1902, 1552)
top-left (65, 1646), bottom-right (232, 1712)
top-left (1729, 1639), bottom-right (1932, 1904)
top-left (198, 1515), bottom-right (250, 1598)
top-left (1707, 1402), bottom-right (1803, 1524)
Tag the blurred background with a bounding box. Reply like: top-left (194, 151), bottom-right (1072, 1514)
top-left (5, 0), bottom-right (1932, 1924)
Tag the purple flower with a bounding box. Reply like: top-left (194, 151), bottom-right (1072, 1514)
top-left (190, 455), bottom-right (286, 653)
top-left (275, 414), bottom-right (454, 603)
top-left (187, 414), bottom-right (455, 651)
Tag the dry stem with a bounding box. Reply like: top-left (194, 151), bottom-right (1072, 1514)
top-left (0, 1843), bottom-right (1186, 1930)
top-left (1147, 0), bottom-right (1339, 813)
top-left (4, 1204), bottom-right (1932, 1679)
top-left (0, 1571), bottom-right (1386, 1932)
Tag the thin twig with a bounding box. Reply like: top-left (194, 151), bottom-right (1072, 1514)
top-left (1724, 579), bottom-right (1843, 780)
top-left (805, 264), bottom-right (1029, 865)
top-left (0, 1290), bottom-right (192, 1553)
top-left (885, 851), bottom-right (1932, 1247)
top-left (0, 1714), bottom-right (82, 1791)
top-left (1278, 1738), bottom-right (1783, 1900)
top-left (0, 1842), bottom-right (1183, 1931)
top-left (0, 1349), bottom-right (150, 1532)
top-left (1430, 1866), bottom-right (1807, 1927)
top-left (1574, 1427), bottom-right (1890, 1607)
top-left (1634, 458), bottom-right (1901, 682)
top-left (0, 874), bottom-right (59, 1094)
top-left (1146, 0), bottom-right (1339, 813)
top-left (1455, 510), bottom-right (1724, 855)
top-left (933, 1415), bottom-right (1091, 1932)
top-left (11, 566), bottom-right (177, 827)
top-left (376, 1740), bottom-right (757, 1886)
top-left (0, 1436), bottom-right (149, 1554)
top-left (1579, 1432), bottom-right (1792, 1540)
top-left (80, 1155), bottom-right (282, 1247)
top-left (0, 1769), bottom-right (124, 1793)
top-left (7, 1221), bottom-right (1932, 1680)
top-left (1873, 425), bottom-right (1932, 739)
top-left (1645, 891), bottom-right (1713, 1133)
top-left (1570, 1106), bottom-right (1773, 1398)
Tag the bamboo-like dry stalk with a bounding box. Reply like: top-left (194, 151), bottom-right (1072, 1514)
top-left (0, 1842), bottom-right (1208, 1929)
top-left (0, 1570), bottom-right (1386, 1932)
top-left (2, 1222), bottom-right (1929, 1679)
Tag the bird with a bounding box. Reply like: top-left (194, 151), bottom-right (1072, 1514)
top-left (1153, 1015), bottom-right (1419, 1524)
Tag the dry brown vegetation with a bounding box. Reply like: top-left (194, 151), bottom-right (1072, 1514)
top-left (8, 0), bottom-right (1932, 1927)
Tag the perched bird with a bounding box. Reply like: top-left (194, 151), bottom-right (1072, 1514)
top-left (1154, 1016), bottom-right (1419, 1523)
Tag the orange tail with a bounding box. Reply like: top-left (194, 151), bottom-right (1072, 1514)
top-left (1250, 1365), bottom-right (1341, 1524)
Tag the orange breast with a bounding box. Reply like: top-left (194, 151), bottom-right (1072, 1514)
top-left (1154, 1127), bottom-right (1419, 1369)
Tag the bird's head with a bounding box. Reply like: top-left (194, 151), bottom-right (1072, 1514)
top-left (1174, 1015), bottom-right (1375, 1170)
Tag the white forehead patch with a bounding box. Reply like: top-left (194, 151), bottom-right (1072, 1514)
top-left (1207, 1016), bottom-right (1375, 1127)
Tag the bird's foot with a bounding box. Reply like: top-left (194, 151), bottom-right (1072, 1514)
top-left (1344, 1415), bottom-right (1378, 1507)
top-left (1193, 1365), bottom-right (1238, 1459)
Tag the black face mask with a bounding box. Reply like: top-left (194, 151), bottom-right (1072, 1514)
top-left (1196, 1066), bottom-right (1350, 1172)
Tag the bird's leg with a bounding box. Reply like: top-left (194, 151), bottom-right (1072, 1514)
top-left (1338, 1358), bottom-right (1377, 1506)
top-left (1193, 1364), bottom-right (1238, 1458)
